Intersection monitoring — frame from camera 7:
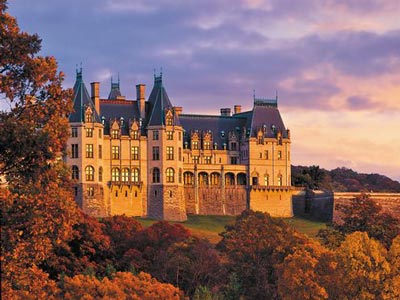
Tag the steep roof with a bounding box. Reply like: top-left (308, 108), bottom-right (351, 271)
top-left (69, 69), bottom-right (100, 123)
top-left (146, 74), bottom-right (181, 127)
top-left (179, 114), bottom-right (247, 147)
top-left (249, 103), bottom-right (288, 138)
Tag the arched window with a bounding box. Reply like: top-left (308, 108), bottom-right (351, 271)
top-left (210, 173), bottom-right (220, 185)
top-left (72, 165), bottom-right (79, 180)
top-left (122, 168), bottom-right (130, 182)
top-left (198, 172), bottom-right (208, 186)
top-left (179, 168), bottom-right (182, 183)
top-left (85, 166), bottom-right (94, 181)
top-left (131, 168), bottom-right (140, 183)
top-left (99, 167), bottom-right (103, 182)
top-left (111, 167), bottom-right (120, 182)
top-left (166, 168), bottom-right (175, 183)
top-left (152, 168), bottom-right (160, 183)
top-left (183, 172), bottom-right (194, 185)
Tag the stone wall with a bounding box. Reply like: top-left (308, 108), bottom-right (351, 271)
top-left (333, 192), bottom-right (400, 223)
top-left (82, 183), bottom-right (107, 217)
top-left (109, 184), bottom-right (143, 216)
top-left (184, 186), bottom-right (196, 214)
top-left (163, 185), bottom-right (187, 221)
top-left (250, 186), bottom-right (293, 217)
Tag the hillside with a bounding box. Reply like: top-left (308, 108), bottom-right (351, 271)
top-left (292, 165), bottom-right (400, 192)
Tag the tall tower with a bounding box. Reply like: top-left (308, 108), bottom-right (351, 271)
top-left (67, 69), bottom-right (106, 217)
top-left (146, 74), bottom-right (186, 221)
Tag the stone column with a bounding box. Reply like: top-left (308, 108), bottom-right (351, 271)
top-left (194, 165), bottom-right (199, 214)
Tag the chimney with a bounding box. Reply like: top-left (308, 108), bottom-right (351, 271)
top-left (174, 106), bottom-right (183, 116)
top-left (136, 84), bottom-right (146, 119)
top-left (234, 105), bottom-right (241, 114)
top-left (91, 82), bottom-right (100, 115)
top-left (220, 108), bottom-right (231, 116)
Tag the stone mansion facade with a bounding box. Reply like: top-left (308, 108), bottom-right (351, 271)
top-left (66, 70), bottom-right (292, 221)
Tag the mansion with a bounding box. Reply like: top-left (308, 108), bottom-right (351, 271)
top-left (66, 70), bottom-right (292, 221)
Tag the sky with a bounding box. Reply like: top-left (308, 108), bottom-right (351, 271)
top-left (6, 0), bottom-right (400, 181)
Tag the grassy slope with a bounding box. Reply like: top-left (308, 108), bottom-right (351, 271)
top-left (136, 215), bottom-right (326, 244)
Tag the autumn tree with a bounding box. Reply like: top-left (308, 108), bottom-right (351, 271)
top-left (1, 0), bottom-right (78, 295)
top-left (60, 272), bottom-right (186, 300)
top-left (319, 193), bottom-right (399, 248)
top-left (217, 210), bottom-right (308, 300)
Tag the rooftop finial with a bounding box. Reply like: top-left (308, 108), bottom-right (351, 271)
top-left (253, 89), bottom-right (256, 100)
top-left (276, 89), bottom-right (278, 101)
top-left (76, 63), bottom-right (83, 80)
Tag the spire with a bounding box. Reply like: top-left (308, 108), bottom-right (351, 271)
top-left (108, 74), bottom-right (122, 99)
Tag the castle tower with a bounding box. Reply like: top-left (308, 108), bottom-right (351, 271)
top-left (67, 68), bottom-right (106, 217)
top-left (146, 74), bottom-right (187, 221)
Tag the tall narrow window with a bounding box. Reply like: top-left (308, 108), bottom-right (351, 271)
top-left (192, 141), bottom-right (199, 150)
top-left (278, 175), bottom-right (282, 186)
top-left (99, 129), bottom-right (102, 138)
top-left (72, 165), bottom-right (79, 180)
top-left (71, 144), bottom-right (78, 158)
top-left (71, 127), bottom-right (78, 137)
top-left (131, 168), bottom-right (139, 183)
top-left (85, 166), bottom-right (94, 181)
top-left (152, 146), bottom-right (160, 160)
top-left (98, 145), bottom-right (102, 159)
top-left (204, 156), bottom-right (212, 164)
top-left (153, 130), bottom-right (159, 140)
top-left (265, 150), bottom-right (269, 160)
top-left (99, 167), bottom-right (103, 182)
top-left (192, 156), bottom-right (199, 164)
top-left (204, 141), bottom-right (211, 150)
top-left (277, 150), bottom-right (282, 160)
top-left (86, 144), bottom-right (93, 158)
top-left (179, 168), bottom-right (182, 183)
top-left (166, 146), bottom-right (174, 160)
top-left (131, 146), bottom-right (139, 160)
top-left (230, 142), bottom-right (237, 151)
top-left (87, 186), bottom-right (94, 196)
top-left (132, 130), bottom-right (139, 140)
top-left (264, 175), bottom-right (269, 186)
top-left (86, 111), bottom-right (93, 123)
top-left (152, 168), bottom-right (160, 183)
top-left (112, 146), bottom-right (120, 159)
top-left (111, 168), bottom-right (120, 182)
top-left (166, 116), bottom-right (173, 126)
top-left (166, 168), bottom-right (175, 183)
top-left (122, 168), bottom-right (129, 182)
top-left (178, 147), bottom-right (182, 161)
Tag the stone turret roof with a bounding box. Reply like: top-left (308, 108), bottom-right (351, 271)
top-left (69, 69), bottom-right (100, 123)
top-left (146, 74), bottom-right (181, 127)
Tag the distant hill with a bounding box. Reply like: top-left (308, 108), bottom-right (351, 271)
top-left (291, 165), bottom-right (400, 192)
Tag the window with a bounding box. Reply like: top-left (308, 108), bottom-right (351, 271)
top-left (112, 146), bottom-right (120, 160)
top-left (178, 147), bottom-right (182, 161)
top-left (153, 130), bottom-right (159, 140)
top-left (204, 156), bottom-right (212, 164)
top-left (87, 186), bottom-right (94, 196)
top-left (192, 156), bottom-right (199, 164)
top-left (210, 173), bottom-right (220, 185)
top-left (131, 168), bottom-right (139, 183)
top-left (277, 150), bottom-right (282, 160)
top-left (178, 132), bottom-right (181, 141)
top-left (179, 168), bottom-right (182, 183)
top-left (152, 168), bottom-right (160, 183)
top-left (86, 128), bottom-right (93, 137)
top-left (166, 168), bottom-right (174, 183)
top-left (86, 144), bottom-right (93, 158)
top-left (74, 187), bottom-right (78, 197)
top-left (264, 175), bottom-right (269, 186)
top-left (131, 146), bottom-right (139, 160)
top-left (98, 145), bottom-right (102, 159)
top-left (230, 157), bottom-right (237, 165)
top-left (71, 127), bottom-right (78, 137)
top-left (259, 153), bottom-right (262, 158)
top-left (192, 141), bottom-right (199, 150)
top-left (111, 129), bottom-right (119, 139)
top-left (99, 167), bottom-right (103, 182)
top-left (132, 130), bottom-right (139, 140)
top-left (71, 144), bottom-right (78, 158)
top-left (72, 165), bottom-right (79, 180)
top-left (86, 111), bottom-right (93, 123)
top-left (265, 150), bottom-right (269, 160)
top-left (166, 116), bottom-right (173, 126)
top-left (184, 172), bottom-right (194, 185)
top-left (111, 168), bottom-right (120, 182)
top-left (230, 142), bottom-right (237, 151)
top-left (122, 168), bottom-right (129, 182)
top-left (258, 134), bottom-right (263, 144)
top-left (278, 175), bottom-right (282, 186)
top-left (214, 143), bottom-right (218, 150)
top-left (204, 141), bottom-right (211, 150)
top-left (167, 131), bottom-right (173, 140)
top-left (85, 166), bottom-right (94, 181)
top-left (166, 146), bottom-right (174, 160)
top-left (99, 129), bottom-right (102, 138)
top-left (252, 177), bottom-right (258, 185)
top-left (152, 146), bottom-right (160, 160)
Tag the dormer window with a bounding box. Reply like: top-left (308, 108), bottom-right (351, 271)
top-left (111, 129), bottom-right (119, 139)
top-left (165, 110), bottom-right (174, 126)
top-left (132, 130), bottom-right (139, 140)
top-left (85, 108), bottom-right (93, 123)
top-left (192, 141), bottom-right (199, 150)
top-left (166, 117), bottom-right (173, 126)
